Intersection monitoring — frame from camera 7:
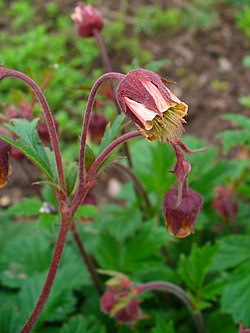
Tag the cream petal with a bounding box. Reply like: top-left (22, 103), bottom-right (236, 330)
top-left (124, 97), bottom-right (157, 126)
top-left (141, 80), bottom-right (171, 112)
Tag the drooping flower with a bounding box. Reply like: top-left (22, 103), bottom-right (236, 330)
top-left (71, 4), bottom-right (104, 38)
top-left (163, 187), bottom-right (203, 238)
top-left (163, 143), bottom-right (203, 238)
top-left (100, 272), bottom-right (146, 326)
top-left (116, 68), bottom-right (188, 142)
top-left (212, 186), bottom-right (238, 222)
top-left (0, 139), bottom-right (12, 188)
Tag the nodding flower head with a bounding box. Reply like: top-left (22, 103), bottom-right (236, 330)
top-left (71, 4), bottom-right (104, 37)
top-left (0, 139), bottom-right (12, 188)
top-left (100, 272), bottom-right (145, 326)
top-left (212, 186), bottom-right (238, 222)
top-left (116, 68), bottom-right (188, 143)
top-left (163, 188), bottom-right (203, 238)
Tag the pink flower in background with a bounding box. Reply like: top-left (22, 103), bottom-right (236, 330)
top-left (71, 4), bottom-right (104, 37)
top-left (100, 272), bottom-right (146, 326)
top-left (116, 68), bottom-right (187, 142)
top-left (88, 112), bottom-right (107, 143)
top-left (239, 323), bottom-right (250, 333)
top-left (212, 186), bottom-right (238, 222)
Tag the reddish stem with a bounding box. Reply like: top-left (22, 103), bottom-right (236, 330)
top-left (21, 203), bottom-right (72, 333)
top-left (76, 72), bottom-right (124, 192)
top-left (0, 68), bottom-right (66, 195)
top-left (71, 223), bottom-right (103, 295)
top-left (72, 131), bottom-right (141, 214)
top-left (140, 282), bottom-right (205, 333)
top-left (93, 29), bottom-right (112, 73)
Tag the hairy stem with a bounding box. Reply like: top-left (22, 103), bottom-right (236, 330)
top-left (113, 161), bottom-right (152, 214)
top-left (76, 72), bottom-right (124, 194)
top-left (21, 203), bottom-right (72, 333)
top-left (140, 282), bottom-right (205, 333)
top-left (71, 223), bottom-right (103, 295)
top-left (72, 131), bottom-right (141, 213)
top-left (0, 68), bottom-right (66, 195)
top-left (92, 30), bottom-right (134, 168)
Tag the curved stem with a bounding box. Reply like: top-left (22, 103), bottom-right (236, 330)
top-left (140, 282), bottom-right (205, 333)
top-left (71, 223), bottom-right (103, 295)
top-left (93, 29), bottom-right (112, 73)
top-left (21, 203), bottom-right (72, 333)
top-left (113, 161), bottom-right (152, 214)
top-left (0, 68), bottom-right (66, 195)
top-left (76, 72), bottom-right (124, 194)
top-left (72, 131), bottom-right (141, 214)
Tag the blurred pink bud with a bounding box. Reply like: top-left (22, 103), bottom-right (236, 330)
top-left (163, 188), bottom-right (203, 238)
top-left (88, 112), bottom-right (107, 143)
top-left (116, 68), bottom-right (187, 142)
top-left (12, 147), bottom-right (25, 160)
top-left (0, 139), bottom-right (12, 188)
top-left (71, 4), bottom-right (104, 37)
top-left (100, 273), bottom-right (146, 326)
top-left (239, 323), bottom-right (250, 333)
top-left (212, 186), bottom-right (238, 222)
top-left (37, 118), bottom-right (58, 142)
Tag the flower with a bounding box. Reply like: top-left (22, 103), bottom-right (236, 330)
top-left (163, 188), bottom-right (203, 238)
top-left (212, 186), bottom-right (238, 222)
top-left (239, 323), bottom-right (250, 333)
top-left (116, 68), bottom-right (188, 142)
top-left (100, 272), bottom-right (146, 326)
top-left (88, 112), bottom-right (107, 143)
top-left (0, 139), bottom-right (12, 188)
top-left (71, 4), bottom-right (104, 37)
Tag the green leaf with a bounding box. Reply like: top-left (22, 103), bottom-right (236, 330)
top-left (178, 243), bottom-right (217, 292)
top-left (65, 163), bottom-right (77, 195)
top-left (0, 305), bottom-right (22, 333)
top-left (6, 198), bottom-right (42, 217)
top-left (222, 114), bottom-right (250, 130)
top-left (151, 319), bottom-right (175, 333)
top-left (219, 129), bottom-right (249, 154)
top-left (98, 114), bottom-right (126, 154)
top-left (61, 315), bottom-right (106, 333)
top-left (75, 205), bottom-right (99, 219)
top-left (85, 144), bottom-right (96, 171)
top-left (0, 119), bottom-right (57, 181)
top-left (211, 235), bottom-right (250, 271)
top-left (207, 312), bottom-right (235, 333)
top-left (221, 261), bottom-right (250, 326)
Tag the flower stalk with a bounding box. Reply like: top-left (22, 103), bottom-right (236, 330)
top-left (140, 282), bottom-right (205, 333)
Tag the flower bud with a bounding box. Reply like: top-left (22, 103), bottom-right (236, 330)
top-left (0, 139), bottom-right (12, 188)
top-left (212, 186), bottom-right (238, 222)
top-left (88, 112), bottom-right (107, 143)
top-left (116, 68), bottom-right (188, 142)
top-left (163, 188), bottom-right (203, 238)
top-left (71, 4), bottom-right (104, 38)
top-left (100, 273), bottom-right (145, 326)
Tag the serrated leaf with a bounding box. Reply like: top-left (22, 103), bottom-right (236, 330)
top-left (151, 319), bottom-right (175, 333)
top-left (211, 235), bottom-right (250, 271)
top-left (61, 315), bottom-right (106, 333)
top-left (85, 144), bottom-right (96, 171)
top-left (6, 198), bottom-right (42, 217)
top-left (0, 118), bottom-right (57, 181)
top-left (221, 261), bottom-right (250, 326)
top-left (98, 114), bottom-right (126, 154)
top-left (178, 243), bottom-right (217, 292)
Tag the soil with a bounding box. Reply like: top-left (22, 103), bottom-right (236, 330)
top-left (1, 1), bottom-right (250, 205)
